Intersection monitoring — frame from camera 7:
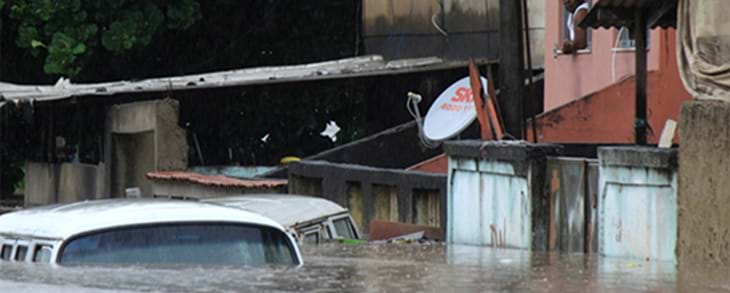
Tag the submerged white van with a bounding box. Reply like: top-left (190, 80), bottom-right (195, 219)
top-left (204, 194), bottom-right (360, 244)
top-left (0, 199), bottom-right (302, 266)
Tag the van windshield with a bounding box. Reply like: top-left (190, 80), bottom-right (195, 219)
top-left (59, 223), bottom-right (297, 266)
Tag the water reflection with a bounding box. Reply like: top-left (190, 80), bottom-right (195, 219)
top-left (0, 243), bottom-right (699, 292)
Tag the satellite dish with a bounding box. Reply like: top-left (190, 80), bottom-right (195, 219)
top-left (423, 76), bottom-right (487, 141)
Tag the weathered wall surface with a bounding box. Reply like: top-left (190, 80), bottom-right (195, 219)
top-left (444, 141), bottom-right (562, 250)
top-left (362, 0), bottom-right (544, 66)
top-left (288, 160), bottom-right (446, 237)
top-left (599, 147), bottom-right (677, 262)
top-left (25, 162), bottom-right (105, 206)
top-left (678, 100), bottom-right (730, 264)
top-left (155, 99), bottom-right (188, 171)
top-left (111, 132), bottom-right (155, 198)
top-left (24, 162), bottom-right (58, 206)
top-left (107, 99), bottom-right (188, 198)
top-left (448, 157), bottom-right (531, 248)
top-left (530, 66), bottom-right (689, 144)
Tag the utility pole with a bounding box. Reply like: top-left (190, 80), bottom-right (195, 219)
top-left (1, 9), bottom-right (3, 80)
top-left (634, 10), bottom-right (648, 145)
top-left (499, 0), bottom-right (526, 139)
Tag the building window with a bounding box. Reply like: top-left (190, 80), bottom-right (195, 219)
top-left (616, 27), bottom-right (651, 49)
top-left (560, 3), bottom-right (592, 52)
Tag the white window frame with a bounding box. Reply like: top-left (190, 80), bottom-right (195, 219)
top-left (0, 238), bottom-right (16, 261)
top-left (13, 240), bottom-right (31, 262)
top-left (327, 214), bottom-right (360, 240)
top-left (30, 241), bottom-right (56, 263)
top-left (299, 226), bottom-right (323, 244)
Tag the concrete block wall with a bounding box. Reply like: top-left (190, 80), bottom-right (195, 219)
top-left (287, 160), bottom-right (447, 237)
top-left (678, 100), bottom-right (730, 264)
top-left (25, 162), bottom-right (105, 206)
top-left (106, 99), bottom-right (188, 198)
top-left (598, 146), bottom-right (678, 262)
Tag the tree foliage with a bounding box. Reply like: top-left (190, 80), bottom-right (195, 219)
top-left (3, 0), bottom-right (202, 77)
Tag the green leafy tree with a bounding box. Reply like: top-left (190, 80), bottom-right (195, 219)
top-left (3, 0), bottom-right (202, 77)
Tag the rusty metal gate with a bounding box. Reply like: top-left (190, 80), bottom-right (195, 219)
top-left (546, 157), bottom-right (599, 253)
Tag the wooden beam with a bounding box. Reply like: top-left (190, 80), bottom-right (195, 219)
top-left (469, 60), bottom-right (492, 140)
top-left (485, 65), bottom-right (504, 139)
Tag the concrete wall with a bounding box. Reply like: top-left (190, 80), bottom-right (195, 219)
top-left (107, 99), bottom-right (188, 198)
top-left (444, 141), bottom-right (561, 250)
top-left (288, 160), bottom-right (446, 237)
top-left (678, 100), bottom-right (730, 264)
top-left (25, 162), bottom-right (105, 206)
top-left (598, 147), bottom-right (677, 262)
top-left (363, 0), bottom-right (544, 66)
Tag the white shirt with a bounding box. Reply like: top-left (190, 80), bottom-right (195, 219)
top-left (567, 2), bottom-right (590, 41)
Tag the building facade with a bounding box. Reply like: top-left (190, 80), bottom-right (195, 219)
top-left (535, 0), bottom-right (690, 144)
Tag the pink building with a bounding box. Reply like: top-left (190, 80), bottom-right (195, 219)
top-left (533, 0), bottom-right (690, 144)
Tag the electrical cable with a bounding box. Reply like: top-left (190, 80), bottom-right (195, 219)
top-left (406, 92), bottom-right (440, 149)
top-left (431, 14), bottom-right (448, 37)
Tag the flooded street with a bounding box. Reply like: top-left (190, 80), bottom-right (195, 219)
top-left (0, 243), bottom-right (726, 292)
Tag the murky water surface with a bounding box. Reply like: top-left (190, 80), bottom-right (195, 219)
top-left (0, 243), bottom-right (727, 292)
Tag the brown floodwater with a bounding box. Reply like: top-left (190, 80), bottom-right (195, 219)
top-left (0, 243), bottom-right (727, 292)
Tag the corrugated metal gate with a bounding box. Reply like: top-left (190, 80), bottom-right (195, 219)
top-left (448, 158), bottom-right (531, 248)
top-left (598, 149), bottom-right (678, 262)
top-left (448, 155), bottom-right (600, 252)
top-left (546, 157), bottom-right (599, 253)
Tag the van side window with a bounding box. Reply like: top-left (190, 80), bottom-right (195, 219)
top-left (33, 245), bottom-right (53, 263)
top-left (333, 218), bottom-right (356, 239)
top-left (15, 245), bottom-right (28, 261)
top-left (0, 244), bottom-right (12, 260)
top-left (302, 229), bottom-right (320, 244)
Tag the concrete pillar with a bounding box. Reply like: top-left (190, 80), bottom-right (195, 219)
top-left (598, 146), bottom-right (677, 262)
top-left (444, 141), bottom-right (561, 250)
top-left (106, 99), bottom-right (188, 198)
top-left (678, 100), bottom-right (730, 264)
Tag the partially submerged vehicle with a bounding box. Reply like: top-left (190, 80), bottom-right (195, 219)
top-left (204, 194), bottom-right (360, 244)
top-left (0, 199), bottom-right (302, 266)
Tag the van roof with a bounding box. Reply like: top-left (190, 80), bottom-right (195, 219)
top-left (204, 194), bottom-right (348, 228)
top-left (0, 199), bottom-right (285, 240)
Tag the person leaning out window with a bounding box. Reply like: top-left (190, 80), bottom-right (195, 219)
top-left (561, 0), bottom-right (590, 54)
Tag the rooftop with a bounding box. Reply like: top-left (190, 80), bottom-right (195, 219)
top-left (146, 171), bottom-right (287, 189)
top-left (204, 194), bottom-right (348, 228)
top-left (580, 0), bottom-right (678, 29)
top-left (0, 55), bottom-right (492, 108)
top-left (0, 199), bottom-right (284, 240)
